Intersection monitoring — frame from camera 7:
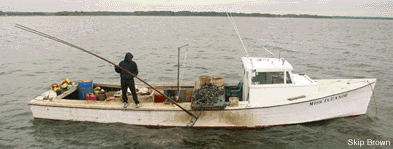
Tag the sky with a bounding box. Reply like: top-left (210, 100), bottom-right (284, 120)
top-left (1, 0), bottom-right (392, 17)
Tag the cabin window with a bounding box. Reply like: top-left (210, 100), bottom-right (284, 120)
top-left (286, 71), bottom-right (292, 84)
top-left (252, 72), bottom-right (284, 85)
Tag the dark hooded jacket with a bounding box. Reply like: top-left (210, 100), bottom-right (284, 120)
top-left (115, 52), bottom-right (138, 80)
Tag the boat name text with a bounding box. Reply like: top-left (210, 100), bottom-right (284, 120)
top-left (309, 93), bottom-right (348, 106)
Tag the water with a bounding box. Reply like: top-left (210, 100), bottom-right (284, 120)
top-left (1, 16), bottom-right (393, 148)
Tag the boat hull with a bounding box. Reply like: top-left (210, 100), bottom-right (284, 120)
top-left (193, 80), bottom-right (374, 128)
top-left (29, 104), bottom-right (196, 127)
top-left (29, 79), bottom-right (376, 128)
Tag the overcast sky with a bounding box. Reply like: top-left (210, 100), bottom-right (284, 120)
top-left (1, 0), bottom-right (392, 17)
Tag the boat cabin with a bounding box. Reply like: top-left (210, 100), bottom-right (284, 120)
top-left (240, 57), bottom-right (318, 106)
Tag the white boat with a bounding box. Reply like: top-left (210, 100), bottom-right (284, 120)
top-left (28, 57), bottom-right (376, 128)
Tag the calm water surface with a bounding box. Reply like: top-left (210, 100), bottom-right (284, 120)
top-left (1, 16), bottom-right (392, 148)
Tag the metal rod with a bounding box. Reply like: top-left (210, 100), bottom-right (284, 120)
top-left (176, 44), bottom-right (188, 101)
top-left (178, 44), bottom-right (188, 49)
top-left (15, 24), bottom-right (197, 119)
top-left (177, 47), bottom-right (180, 100)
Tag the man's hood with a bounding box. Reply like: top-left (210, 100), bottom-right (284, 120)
top-left (124, 52), bottom-right (133, 61)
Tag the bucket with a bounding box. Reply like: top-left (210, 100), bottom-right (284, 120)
top-left (105, 91), bottom-right (115, 98)
top-left (97, 93), bottom-right (106, 101)
top-left (229, 97), bottom-right (239, 107)
top-left (154, 94), bottom-right (165, 102)
top-left (78, 80), bottom-right (93, 100)
top-left (212, 75), bottom-right (225, 89)
top-left (199, 75), bottom-right (211, 86)
top-left (86, 93), bottom-right (96, 101)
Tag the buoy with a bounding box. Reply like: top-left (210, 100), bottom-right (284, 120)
top-left (53, 87), bottom-right (59, 92)
top-left (51, 84), bottom-right (59, 90)
top-left (61, 82), bottom-right (68, 89)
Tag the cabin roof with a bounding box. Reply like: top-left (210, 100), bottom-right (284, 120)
top-left (241, 57), bottom-right (293, 71)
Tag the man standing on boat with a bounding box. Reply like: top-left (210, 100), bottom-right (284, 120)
top-left (115, 52), bottom-right (140, 108)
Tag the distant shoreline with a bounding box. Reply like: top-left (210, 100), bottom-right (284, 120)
top-left (1, 11), bottom-right (392, 20)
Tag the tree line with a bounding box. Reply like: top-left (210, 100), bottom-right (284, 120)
top-left (1, 11), bottom-right (392, 20)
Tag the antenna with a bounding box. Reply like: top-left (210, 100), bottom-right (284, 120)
top-left (268, 24), bottom-right (298, 58)
top-left (226, 12), bottom-right (249, 57)
top-left (263, 46), bottom-right (275, 57)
